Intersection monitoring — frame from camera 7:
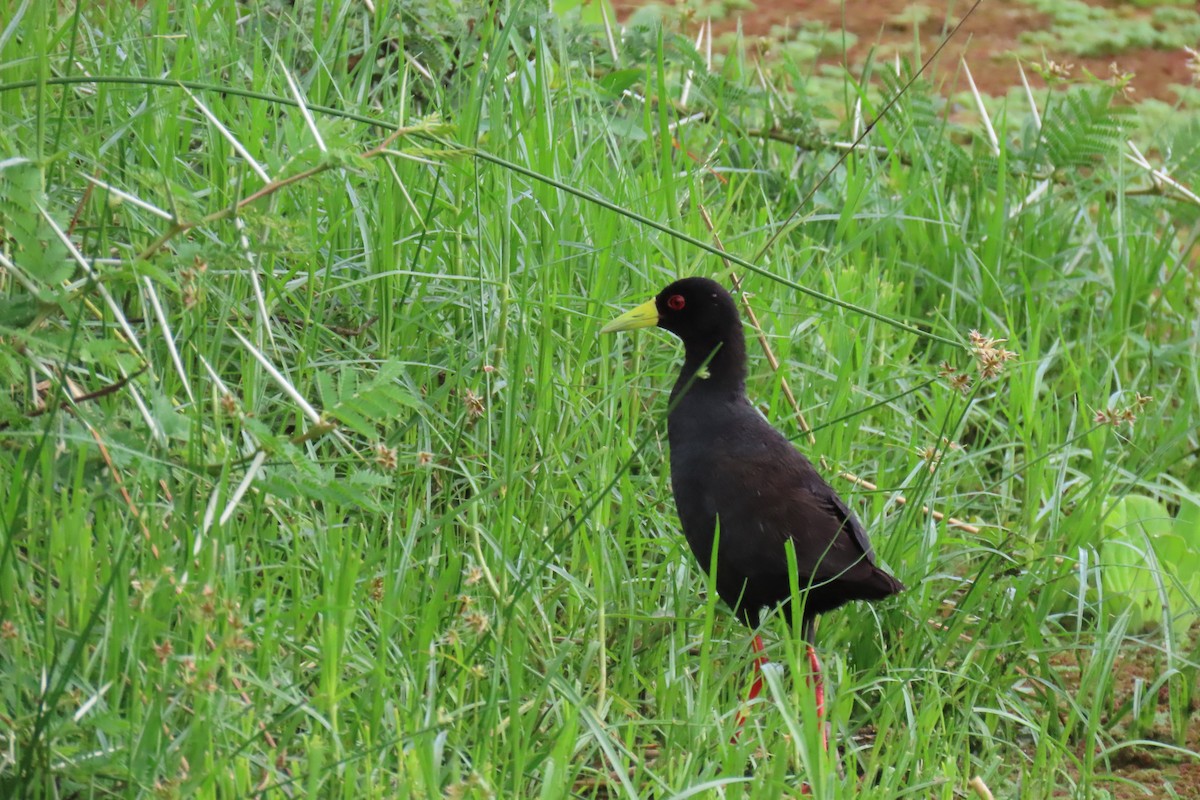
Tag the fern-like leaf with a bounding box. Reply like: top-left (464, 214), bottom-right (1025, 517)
top-left (1041, 87), bottom-right (1132, 171)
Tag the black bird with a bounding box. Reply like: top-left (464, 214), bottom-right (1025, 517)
top-left (601, 276), bottom-right (904, 740)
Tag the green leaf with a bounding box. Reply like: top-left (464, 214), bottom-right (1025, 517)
top-left (1175, 497), bottom-right (1200, 550)
top-left (1099, 494), bottom-right (1200, 636)
top-left (606, 116), bottom-right (648, 142)
top-left (0, 292), bottom-right (46, 328)
top-left (0, 160), bottom-right (73, 284)
top-left (150, 391), bottom-right (191, 443)
top-left (1041, 87), bottom-right (1132, 171)
top-left (328, 361), bottom-right (421, 438)
top-left (597, 69), bottom-right (643, 97)
top-left (551, 0), bottom-right (617, 26)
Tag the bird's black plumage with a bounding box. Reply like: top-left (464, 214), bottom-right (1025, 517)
top-left (605, 277), bottom-right (904, 637)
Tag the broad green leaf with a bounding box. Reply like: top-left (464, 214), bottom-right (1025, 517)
top-left (0, 161), bottom-right (73, 283)
top-left (598, 68), bottom-right (643, 97)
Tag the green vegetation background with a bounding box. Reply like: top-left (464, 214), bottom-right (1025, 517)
top-left (1, 1), bottom-right (1198, 797)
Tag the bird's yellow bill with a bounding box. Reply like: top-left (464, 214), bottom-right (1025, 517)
top-left (600, 299), bottom-right (658, 334)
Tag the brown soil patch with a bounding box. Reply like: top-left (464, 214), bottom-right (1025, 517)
top-left (1041, 643), bottom-right (1200, 800)
top-left (612, 0), bottom-right (1197, 103)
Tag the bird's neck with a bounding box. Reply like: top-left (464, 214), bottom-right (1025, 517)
top-left (673, 332), bottom-right (747, 399)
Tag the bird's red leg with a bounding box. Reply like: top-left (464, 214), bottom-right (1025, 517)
top-left (747, 634), bottom-right (768, 700)
top-left (730, 635), bottom-right (768, 743)
top-left (806, 643), bottom-right (828, 751)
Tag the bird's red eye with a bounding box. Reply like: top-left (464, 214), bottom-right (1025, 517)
top-left (667, 294), bottom-right (686, 311)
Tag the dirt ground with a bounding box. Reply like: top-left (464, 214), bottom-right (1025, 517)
top-left (1050, 644), bottom-right (1200, 800)
top-left (611, 0), bottom-right (1197, 102)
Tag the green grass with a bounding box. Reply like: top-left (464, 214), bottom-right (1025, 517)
top-left (1018, 0), bottom-right (1200, 58)
top-left (1, 1), bottom-right (1199, 798)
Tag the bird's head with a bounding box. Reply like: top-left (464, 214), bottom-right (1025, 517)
top-left (600, 277), bottom-right (740, 342)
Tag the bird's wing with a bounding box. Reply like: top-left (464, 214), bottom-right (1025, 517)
top-left (822, 492), bottom-right (878, 564)
top-left (707, 433), bottom-right (879, 583)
